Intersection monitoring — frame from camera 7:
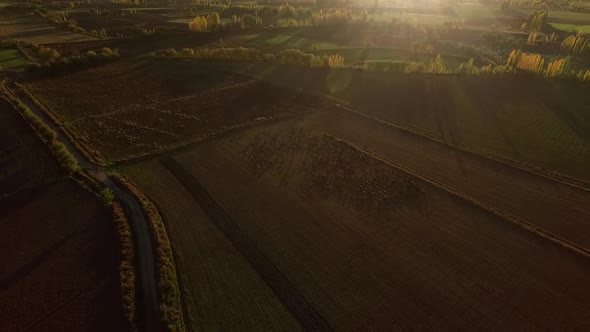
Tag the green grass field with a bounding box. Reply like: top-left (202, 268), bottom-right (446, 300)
top-left (0, 48), bottom-right (31, 69)
top-left (546, 10), bottom-right (590, 22)
top-left (454, 3), bottom-right (499, 20)
top-left (550, 22), bottom-right (590, 34)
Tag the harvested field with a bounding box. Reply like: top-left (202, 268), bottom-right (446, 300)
top-left (0, 15), bottom-right (99, 44)
top-left (122, 161), bottom-right (300, 331)
top-left (28, 59), bottom-right (329, 161)
top-left (68, 9), bottom-right (179, 36)
top-left (297, 107), bottom-right (590, 251)
top-left (123, 118), bottom-right (590, 329)
top-left (224, 65), bottom-right (590, 182)
top-left (0, 97), bottom-right (59, 199)
top-left (0, 179), bottom-right (127, 331)
top-left (342, 75), bottom-right (590, 182)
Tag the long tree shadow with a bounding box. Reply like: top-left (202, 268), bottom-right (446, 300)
top-left (538, 81), bottom-right (590, 144)
top-left (464, 78), bottom-right (523, 159)
top-left (429, 77), bottom-right (469, 175)
top-left (0, 218), bottom-right (92, 291)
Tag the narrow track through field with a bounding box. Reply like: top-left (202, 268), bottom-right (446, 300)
top-left (161, 157), bottom-right (332, 332)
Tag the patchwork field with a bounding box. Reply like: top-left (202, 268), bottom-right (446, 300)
top-left (0, 15), bottom-right (99, 44)
top-left (28, 59), bottom-right (329, 161)
top-left (224, 65), bottom-right (590, 182)
top-left (3, 0), bottom-right (590, 328)
top-left (123, 111), bottom-right (590, 329)
top-left (291, 107), bottom-right (590, 250)
top-left (549, 22), bottom-right (590, 34)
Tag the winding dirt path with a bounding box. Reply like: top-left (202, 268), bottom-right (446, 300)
top-left (12, 88), bottom-right (162, 332)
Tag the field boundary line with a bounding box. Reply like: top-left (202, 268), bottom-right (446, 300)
top-left (336, 105), bottom-right (590, 192)
top-left (168, 79), bottom-right (258, 102)
top-left (16, 84), bottom-right (107, 166)
top-left (324, 134), bottom-right (590, 260)
top-left (161, 157), bottom-right (332, 331)
top-left (114, 104), bottom-right (335, 167)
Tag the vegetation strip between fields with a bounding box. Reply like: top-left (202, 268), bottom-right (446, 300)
top-left (111, 173), bottom-right (185, 332)
top-left (324, 135), bottom-right (590, 260)
top-left (3, 93), bottom-right (78, 173)
top-left (115, 105), bottom-right (334, 168)
top-left (4, 88), bottom-right (162, 332)
top-left (160, 157), bottom-right (332, 331)
top-left (17, 84), bottom-right (107, 165)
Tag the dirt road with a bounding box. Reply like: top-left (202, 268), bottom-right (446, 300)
top-left (13, 88), bottom-right (162, 332)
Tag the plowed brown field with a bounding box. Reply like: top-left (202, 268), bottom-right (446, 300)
top-left (0, 97), bottom-right (59, 199)
top-left (298, 107), bottom-right (590, 251)
top-left (0, 180), bottom-right (127, 331)
top-left (123, 111), bottom-right (590, 329)
top-left (123, 161), bottom-right (300, 331)
top-left (28, 59), bottom-right (329, 161)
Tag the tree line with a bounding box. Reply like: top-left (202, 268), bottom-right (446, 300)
top-left (365, 49), bottom-right (590, 81)
top-left (187, 6), bottom-right (373, 31)
top-left (26, 44), bottom-right (119, 68)
top-left (158, 47), bottom-right (345, 67)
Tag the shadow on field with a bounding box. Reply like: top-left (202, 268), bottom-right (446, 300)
top-left (0, 227), bottom-right (78, 291)
top-left (161, 157), bottom-right (332, 331)
top-left (464, 79), bottom-right (523, 159)
top-left (541, 81), bottom-right (590, 144)
top-left (429, 79), bottom-right (468, 175)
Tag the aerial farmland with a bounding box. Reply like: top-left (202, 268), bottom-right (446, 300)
top-left (2, 0), bottom-right (590, 330)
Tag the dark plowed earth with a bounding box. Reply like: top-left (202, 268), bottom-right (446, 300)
top-left (299, 107), bottom-right (590, 251)
top-left (14, 90), bottom-right (162, 332)
top-left (161, 157), bottom-right (331, 332)
top-left (165, 123), bottom-right (590, 329)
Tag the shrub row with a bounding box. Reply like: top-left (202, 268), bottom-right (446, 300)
top-left (112, 202), bottom-right (138, 332)
top-left (17, 85), bottom-right (106, 165)
top-left (7, 95), bottom-right (78, 173)
top-left (67, 173), bottom-right (138, 331)
top-left (110, 173), bottom-right (184, 332)
top-left (159, 47), bottom-right (345, 68)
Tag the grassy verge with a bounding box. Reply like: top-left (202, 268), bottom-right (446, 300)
top-left (5, 94), bottom-right (78, 173)
top-left (72, 174), bottom-right (138, 332)
top-left (111, 173), bottom-right (184, 332)
top-left (17, 84), bottom-right (107, 166)
top-left (112, 201), bottom-right (138, 332)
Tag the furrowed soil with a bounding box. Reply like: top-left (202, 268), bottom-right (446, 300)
top-left (298, 107), bottom-right (590, 251)
top-left (123, 161), bottom-right (301, 331)
top-left (224, 65), bottom-right (590, 182)
top-left (28, 59), bottom-right (329, 161)
top-left (0, 97), bottom-right (60, 199)
top-left (0, 179), bottom-right (127, 332)
top-left (124, 118), bottom-right (590, 329)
